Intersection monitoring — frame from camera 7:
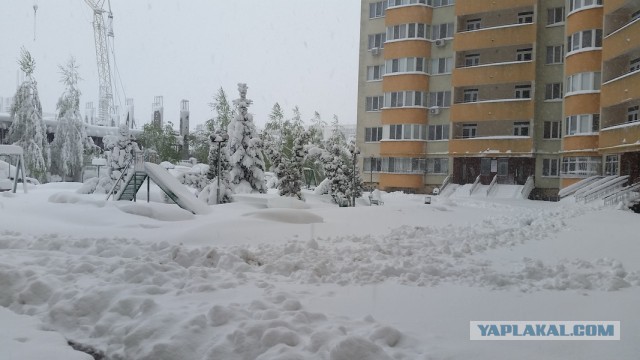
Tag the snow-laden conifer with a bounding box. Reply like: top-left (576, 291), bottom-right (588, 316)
top-left (9, 48), bottom-right (49, 182)
top-left (50, 57), bottom-right (88, 181)
top-left (226, 83), bottom-right (266, 193)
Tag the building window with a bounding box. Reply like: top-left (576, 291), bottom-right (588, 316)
top-left (431, 23), bottom-right (454, 40)
top-left (368, 33), bottom-right (386, 50)
top-left (369, 1), bottom-right (387, 19)
top-left (387, 124), bottom-right (427, 140)
top-left (463, 89), bottom-right (478, 103)
top-left (366, 65), bottom-right (384, 81)
top-left (545, 83), bottom-right (563, 100)
top-left (364, 157), bottom-right (382, 172)
top-left (630, 58), bottom-right (640, 73)
top-left (547, 7), bottom-right (565, 25)
top-left (382, 157), bottom-right (426, 174)
top-left (384, 91), bottom-right (427, 108)
top-left (428, 124), bottom-right (449, 140)
top-left (543, 121), bottom-right (561, 139)
top-left (567, 29), bottom-right (602, 53)
top-left (513, 122), bottom-right (530, 136)
top-left (387, 23), bottom-right (429, 41)
top-left (462, 124), bottom-right (477, 138)
top-left (542, 159), bottom-right (560, 177)
top-left (565, 114), bottom-right (599, 135)
top-left (428, 91), bottom-right (452, 108)
top-left (566, 72), bottom-right (601, 93)
top-left (629, 106), bottom-right (640, 123)
top-left (432, 0), bottom-right (455, 6)
top-left (516, 48), bottom-right (533, 61)
top-left (427, 158), bottom-right (449, 174)
top-left (430, 57), bottom-right (453, 74)
top-left (365, 127), bottom-right (382, 142)
top-left (546, 45), bottom-right (564, 64)
top-left (518, 11), bottom-right (534, 24)
top-left (515, 85), bottom-right (532, 99)
top-left (569, 0), bottom-right (603, 12)
top-left (465, 54), bottom-right (480, 67)
top-left (561, 157), bottom-right (601, 177)
top-left (388, 0), bottom-right (428, 7)
top-left (604, 155), bottom-right (619, 176)
top-left (466, 18), bottom-right (481, 31)
top-left (385, 57), bottom-right (426, 74)
top-left (365, 96), bottom-right (384, 111)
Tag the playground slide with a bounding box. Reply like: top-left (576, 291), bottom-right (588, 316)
top-left (143, 162), bottom-right (211, 215)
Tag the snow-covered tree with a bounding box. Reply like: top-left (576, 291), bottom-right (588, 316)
top-left (103, 124), bottom-right (140, 191)
top-left (207, 128), bottom-right (230, 181)
top-left (50, 57), bottom-right (88, 181)
top-left (8, 48), bottom-right (49, 182)
top-left (320, 118), bottom-right (353, 205)
top-left (277, 130), bottom-right (309, 200)
top-left (208, 87), bottom-right (233, 132)
top-left (227, 83), bottom-right (267, 193)
top-left (139, 121), bottom-right (180, 162)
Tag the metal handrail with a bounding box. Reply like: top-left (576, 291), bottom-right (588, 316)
top-left (577, 176), bottom-right (629, 203)
top-left (486, 174), bottom-right (498, 196)
top-left (603, 182), bottom-right (640, 206)
top-left (105, 154), bottom-right (136, 201)
top-left (440, 174), bottom-right (452, 192)
top-left (469, 175), bottom-right (481, 195)
top-left (521, 175), bottom-right (535, 199)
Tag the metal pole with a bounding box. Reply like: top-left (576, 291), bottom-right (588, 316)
top-left (370, 156), bottom-right (373, 191)
top-left (216, 142), bottom-right (221, 204)
top-left (352, 153), bottom-right (356, 207)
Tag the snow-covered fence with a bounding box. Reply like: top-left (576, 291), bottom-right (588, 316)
top-left (469, 175), bottom-right (481, 195)
top-left (521, 175), bottom-right (535, 199)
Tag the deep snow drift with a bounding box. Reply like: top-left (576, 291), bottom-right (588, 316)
top-left (0, 183), bottom-right (639, 359)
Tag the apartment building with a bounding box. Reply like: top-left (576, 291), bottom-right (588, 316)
top-left (356, 0), bottom-right (640, 197)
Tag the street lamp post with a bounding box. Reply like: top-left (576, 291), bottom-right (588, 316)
top-left (210, 133), bottom-right (229, 204)
top-left (352, 148), bottom-right (360, 207)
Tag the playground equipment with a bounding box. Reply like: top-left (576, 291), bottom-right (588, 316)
top-left (0, 145), bottom-right (28, 193)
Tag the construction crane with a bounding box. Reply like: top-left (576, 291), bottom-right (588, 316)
top-left (84, 0), bottom-right (115, 127)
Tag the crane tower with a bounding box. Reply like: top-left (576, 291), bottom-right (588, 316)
top-left (84, 0), bottom-right (115, 126)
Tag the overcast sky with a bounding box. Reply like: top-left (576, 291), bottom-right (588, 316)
top-left (0, 0), bottom-right (360, 129)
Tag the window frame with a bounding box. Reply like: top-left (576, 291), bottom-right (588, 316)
top-left (364, 127), bottom-right (383, 142)
top-left (369, 1), bottom-right (387, 19)
top-left (463, 89), bottom-right (479, 103)
top-left (628, 105), bottom-right (640, 123)
top-left (565, 114), bottom-right (600, 135)
top-left (462, 123), bottom-right (477, 139)
top-left (517, 11), bottom-right (534, 24)
top-left (464, 54), bottom-right (480, 67)
top-left (542, 158), bottom-right (560, 177)
top-left (428, 91), bottom-right (452, 108)
top-left (427, 124), bottom-right (450, 141)
top-left (368, 33), bottom-right (386, 50)
top-left (466, 18), bottom-right (481, 31)
top-left (365, 96), bottom-right (384, 112)
top-left (516, 48), bottom-right (533, 62)
top-left (543, 121), bottom-right (561, 139)
top-left (366, 65), bottom-right (385, 81)
top-left (515, 85), bottom-right (532, 99)
top-left (546, 45), bottom-right (564, 64)
top-left (545, 83), bottom-right (563, 100)
top-left (604, 154), bottom-right (619, 176)
top-left (547, 7), bottom-right (565, 25)
top-left (513, 121), bottom-right (530, 136)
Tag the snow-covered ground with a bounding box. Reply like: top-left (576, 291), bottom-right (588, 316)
top-left (1, 183), bottom-right (639, 359)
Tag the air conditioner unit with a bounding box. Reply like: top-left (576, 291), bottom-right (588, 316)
top-left (434, 39), bottom-right (446, 47)
top-left (371, 47), bottom-right (380, 55)
top-left (429, 107), bottom-right (441, 115)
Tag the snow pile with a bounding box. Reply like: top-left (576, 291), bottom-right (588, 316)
top-left (0, 234), bottom-right (415, 359)
top-left (244, 209), bottom-right (323, 224)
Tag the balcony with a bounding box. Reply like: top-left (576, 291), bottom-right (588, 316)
top-left (453, 61), bottom-right (534, 87)
top-left (601, 71), bottom-right (640, 108)
top-left (451, 99), bottom-right (533, 122)
top-left (600, 122), bottom-right (640, 152)
top-left (385, 5), bottom-right (432, 26)
top-left (604, 0), bottom-right (633, 14)
top-left (379, 173), bottom-right (424, 190)
top-left (382, 74), bottom-right (429, 92)
top-left (455, 0), bottom-right (536, 16)
top-left (449, 137), bottom-right (533, 155)
top-left (454, 23), bottom-right (535, 52)
top-left (383, 40), bottom-right (431, 59)
top-left (562, 135), bottom-right (599, 153)
top-left (381, 108), bottom-right (429, 124)
top-left (380, 141), bottom-right (425, 156)
top-left (602, 19), bottom-right (640, 62)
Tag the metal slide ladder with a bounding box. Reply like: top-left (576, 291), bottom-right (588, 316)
top-left (117, 171), bottom-right (148, 201)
